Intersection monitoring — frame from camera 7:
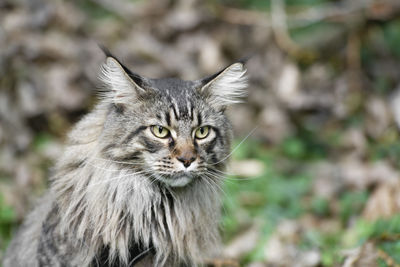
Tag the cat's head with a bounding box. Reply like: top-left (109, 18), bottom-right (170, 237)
top-left (98, 54), bottom-right (247, 187)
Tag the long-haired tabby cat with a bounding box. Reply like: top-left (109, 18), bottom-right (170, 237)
top-left (3, 49), bottom-right (248, 266)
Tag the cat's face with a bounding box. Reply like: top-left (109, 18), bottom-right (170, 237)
top-left (99, 56), bottom-right (247, 187)
top-left (124, 84), bottom-right (233, 187)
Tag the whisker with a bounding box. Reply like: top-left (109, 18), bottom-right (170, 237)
top-left (207, 169), bottom-right (261, 181)
top-left (206, 167), bottom-right (236, 177)
top-left (201, 174), bottom-right (231, 207)
top-left (210, 126), bottom-right (258, 166)
top-left (202, 174), bottom-right (237, 214)
top-left (199, 176), bottom-right (222, 202)
top-left (203, 170), bottom-right (225, 179)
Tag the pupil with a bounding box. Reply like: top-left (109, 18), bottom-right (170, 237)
top-left (200, 128), bottom-right (204, 134)
top-left (158, 126), bottom-right (163, 133)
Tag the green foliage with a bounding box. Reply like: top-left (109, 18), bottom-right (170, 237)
top-left (338, 191), bottom-right (368, 225)
top-left (379, 241), bottom-right (400, 263)
top-left (224, 140), bottom-right (312, 221)
top-left (216, 0), bottom-right (335, 10)
top-left (383, 19), bottom-right (400, 59)
top-left (74, 0), bottom-right (121, 20)
top-left (369, 132), bottom-right (400, 168)
top-left (290, 21), bottom-right (345, 48)
top-left (217, 0), bottom-right (271, 10)
top-left (231, 139), bottom-right (267, 161)
top-left (222, 129), bottom-right (400, 266)
top-left (285, 0), bottom-right (332, 5)
top-left (33, 133), bottom-right (53, 151)
top-left (281, 137), bottom-right (307, 159)
top-left (222, 139), bottom-right (313, 263)
top-left (300, 230), bottom-right (343, 265)
top-left (354, 216), bottom-right (400, 264)
top-left (378, 259), bottom-right (390, 267)
top-left (310, 196), bottom-right (330, 217)
top-left (369, 215), bottom-right (400, 239)
top-left (0, 194), bottom-right (16, 252)
top-left (281, 132), bottom-right (327, 160)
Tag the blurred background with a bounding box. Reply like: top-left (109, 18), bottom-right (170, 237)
top-left (1, 0), bottom-right (400, 266)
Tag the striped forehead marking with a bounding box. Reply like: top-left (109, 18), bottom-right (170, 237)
top-left (162, 88), bottom-right (200, 126)
top-left (172, 98), bottom-right (180, 119)
top-left (185, 90), bottom-right (194, 120)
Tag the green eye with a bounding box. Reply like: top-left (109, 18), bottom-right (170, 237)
top-left (195, 126), bottom-right (210, 139)
top-left (151, 125), bottom-right (170, 138)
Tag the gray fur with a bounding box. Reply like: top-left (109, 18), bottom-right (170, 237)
top-left (3, 55), bottom-right (247, 266)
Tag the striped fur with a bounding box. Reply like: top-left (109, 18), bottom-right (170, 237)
top-left (3, 55), bottom-right (248, 266)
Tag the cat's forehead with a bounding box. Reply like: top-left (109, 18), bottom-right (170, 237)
top-left (149, 77), bottom-right (202, 112)
top-left (149, 77), bottom-right (197, 94)
top-left (142, 78), bottom-right (211, 128)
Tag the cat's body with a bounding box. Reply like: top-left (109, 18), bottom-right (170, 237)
top-left (3, 52), bottom-right (247, 266)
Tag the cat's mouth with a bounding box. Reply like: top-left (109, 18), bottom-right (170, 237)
top-left (156, 171), bottom-right (195, 187)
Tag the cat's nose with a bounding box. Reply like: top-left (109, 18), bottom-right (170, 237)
top-left (177, 155), bottom-right (196, 168)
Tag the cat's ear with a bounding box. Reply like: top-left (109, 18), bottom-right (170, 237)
top-left (99, 55), bottom-right (148, 105)
top-left (197, 62), bottom-right (248, 110)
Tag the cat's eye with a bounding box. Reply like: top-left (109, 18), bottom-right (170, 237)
top-left (151, 125), bottom-right (170, 138)
top-left (195, 126), bottom-right (210, 139)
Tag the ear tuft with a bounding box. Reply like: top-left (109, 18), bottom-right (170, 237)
top-left (99, 57), bottom-right (146, 105)
top-left (199, 62), bottom-right (248, 109)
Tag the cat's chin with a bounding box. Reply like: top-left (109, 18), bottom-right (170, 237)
top-left (157, 172), bottom-right (194, 187)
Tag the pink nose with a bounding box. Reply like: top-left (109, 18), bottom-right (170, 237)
top-left (177, 155), bottom-right (196, 168)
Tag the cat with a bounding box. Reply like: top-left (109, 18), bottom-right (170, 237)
top-left (3, 49), bottom-right (248, 267)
